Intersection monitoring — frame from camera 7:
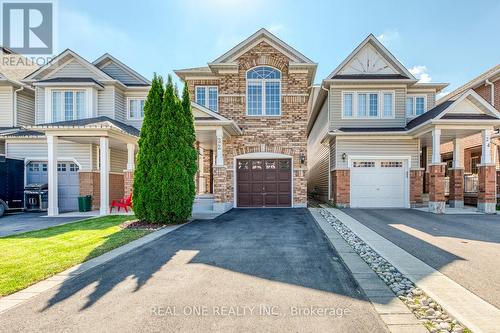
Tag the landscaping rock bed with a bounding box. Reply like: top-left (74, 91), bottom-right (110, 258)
top-left (318, 208), bottom-right (471, 333)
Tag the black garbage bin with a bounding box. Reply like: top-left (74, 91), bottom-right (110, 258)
top-left (78, 195), bottom-right (92, 212)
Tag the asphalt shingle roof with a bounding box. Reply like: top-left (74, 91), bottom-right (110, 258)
top-left (37, 116), bottom-right (140, 137)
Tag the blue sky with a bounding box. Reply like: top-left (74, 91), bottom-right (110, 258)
top-left (56, 0), bottom-right (500, 97)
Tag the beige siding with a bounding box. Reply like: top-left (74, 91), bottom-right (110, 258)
top-left (98, 85), bottom-right (115, 118)
top-left (330, 137), bottom-right (336, 170)
top-left (6, 139), bottom-right (92, 170)
top-left (100, 62), bottom-right (141, 85)
top-left (335, 137), bottom-right (420, 169)
top-left (329, 88), bottom-right (407, 129)
top-left (110, 148), bottom-right (127, 173)
top-left (405, 91), bottom-right (437, 123)
top-left (0, 86), bottom-right (13, 126)
top-left (16, 91), bottom-right (35, 126)
top-left (114, 87), bottom-right (126, 122)
top-left (46, 59), bottom-right (104, 79)
top-left (35, 87), bottom-right (45, 124)
top-left (307, 101), bottom-right (329, 201)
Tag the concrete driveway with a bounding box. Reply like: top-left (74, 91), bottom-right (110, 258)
top-left (0, 208), bottom-right (387, 332)
top-left (344, 208), bottom-right (500, 310)
top-left (0, 212), bottom-right (87, 237)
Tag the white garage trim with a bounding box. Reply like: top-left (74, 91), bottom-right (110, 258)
top-left (23, 157), bottom-right (82, 187)
top-left (233, 152), bottom-right (294, 208)
top-left (348, 155), bottom-right (411, 208)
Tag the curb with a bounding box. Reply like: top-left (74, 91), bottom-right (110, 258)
top-left (0, 222), bottom-right (189, 314)
top-left (309, 208), bottom-right (428, 333)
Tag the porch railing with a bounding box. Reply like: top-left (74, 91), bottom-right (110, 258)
top-left (444, 175), bottom-right (478, 195)
top-left (464, 174), bottom-right (478, 193)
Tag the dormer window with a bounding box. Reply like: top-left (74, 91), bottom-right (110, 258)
top-left (51, 90), bottom-right (86, 121)
top-left (195, 86), bottom-right (218, 112)
top-left (246, 66), bottom-right (281, 116)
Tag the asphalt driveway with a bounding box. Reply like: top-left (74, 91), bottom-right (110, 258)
top-left (344, 208), bottom-right (500, 310)
top-left (0, 212), bottom-right (87, 237)
top-left (0, 208), bottom-right (387, 332)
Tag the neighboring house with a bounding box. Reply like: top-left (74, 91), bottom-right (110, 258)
top-left (437, 65), bottom-right (500, 204)
top-left (0, 47), bottom-right (39, 154)
top-left (307, 34), bottom-right (500, 214)
top-left (1, 49), bottom-right (150, 215)
top-left (175, 28), bottom-right (317, 211)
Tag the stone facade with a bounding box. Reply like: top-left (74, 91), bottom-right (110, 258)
top-left (331, 169), bottom-right (350, 207)
top-left (186, 41), bottom-right (310, 207)
top-left (448, 168), bottom-right (464, 208)
top-left (477, 164), bottom-right (497, 213)
top-left (428, 163), bottom-right (446, 214)
top-left (410, 169), bottom-right (424, 207)
top-left (79, 172), bottom-right (124, 210)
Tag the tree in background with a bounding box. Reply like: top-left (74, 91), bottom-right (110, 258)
top-left (133, 74), bottom-right (197, 223)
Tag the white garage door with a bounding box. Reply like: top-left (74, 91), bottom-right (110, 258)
top-left (27, 161), bottom-right (80, 212)
top-left (350, 159), bottom-right (408, 208)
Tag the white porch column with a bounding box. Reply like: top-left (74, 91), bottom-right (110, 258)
top-left (47, 135), bottom-right (59, 216)
top-left (452, 138), bottom-right (462, 168)
top-left (432, 129), bottom-right (441, 163)
top-left (126, 143), bottom-right (135, 170)
top-left (100, 137), bottom-right (110, 215)
top-left (481, 129), bottom-right (492, 164)
top-left (215, 127), bottom-right (224, 166)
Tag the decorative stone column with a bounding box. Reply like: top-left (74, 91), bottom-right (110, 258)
top-left (428, 163), bottom-right (446, 214)
top-left (448, 168), bottom-right (464, 208)
top-left (477, 164), bottom-right (496, 214)
top-left (213, 165), bottom-right (230, 212)
top-left (410, 168), bottom-right (424, 207)
top-left (331, 169), bottom-right (350, 208)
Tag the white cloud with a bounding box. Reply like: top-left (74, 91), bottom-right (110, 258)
top-left (377, 29), bottom-right (400, 45)
top-left (409, 65), bottom-right (432, 83)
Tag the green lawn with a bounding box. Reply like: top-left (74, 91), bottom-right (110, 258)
top-left (0, 215), bottom-right (151, 296)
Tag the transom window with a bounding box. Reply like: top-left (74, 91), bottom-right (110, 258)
top-left (381, 161), bottom-right (403, 168)
top-left (51, 90), bottom-right (86, 122)
top-left (246, 66), bottom-right (281, 116)
top-left (195, 86), bottom-right (218, 112)
top-left (406, 95), bottom-right (426, 117)
top-left (342, 91), bottom-right (394, 118)
top-left (128, 98), bottom-right (145, 120)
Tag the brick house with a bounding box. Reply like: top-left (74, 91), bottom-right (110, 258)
top-left (175, 29), bottom-right (317, 211)
top-left (438, 65), bottom-right (500, 205)
top-left (307, 35), bottom-right (500, 214)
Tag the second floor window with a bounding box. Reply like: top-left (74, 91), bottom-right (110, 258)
top-left (195, 86), bottom-right (218, 112)
top-left (52, 90), bottom-right (86, 122)
top-left (128, 98), bottom-right (145, 119)
top-left (406, 95), bottom-right (426, 117)
top-left (342, 91), bottom-right (393, 118)
top-left (246, 66), bottom-right (281, 116)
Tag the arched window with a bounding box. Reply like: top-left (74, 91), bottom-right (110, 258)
top-left (246, 66), bottom-right (281, 116)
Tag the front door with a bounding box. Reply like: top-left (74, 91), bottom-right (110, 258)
top-left (236, 159), bottom-right (292, 208)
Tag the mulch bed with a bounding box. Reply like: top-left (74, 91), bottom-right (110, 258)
top-left (119, 220), bottom-right (166, 231)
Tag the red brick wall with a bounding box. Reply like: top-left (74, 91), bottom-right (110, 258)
top-left (124, 170), bottom-right (133, 197)
top-left (186, 41), bottom-right (310, 206)
top-left (331, 169), bottom-right (350, 207)
top-left (428, 164), bottom-right (446, 202)
top-left (410, 169), bottom-right (424, 205)
top-left (79, 172), bottom-right (124, 209)
top-left (448, 168), bottom-right (464, 201)
top-left (474, 80), bottom-right (500, 109)
top-left (478, 165), bottom-right (496, 204)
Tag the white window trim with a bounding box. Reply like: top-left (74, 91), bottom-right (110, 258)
top-left (126, 97), bottom-right (146, 120)
top-left (341, 91), bottom-right (395, 119)
top-left (195, 86), bottom-right (218, 112)
top-left (406, 94), bottom-right (427, 118)
top-left (45, 87), bottom-right (92, 123)
top-left (245, 67), bottom-right (282, 117)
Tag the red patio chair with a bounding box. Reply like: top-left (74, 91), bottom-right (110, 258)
top-left (110, 193), bottom-right (133, 213)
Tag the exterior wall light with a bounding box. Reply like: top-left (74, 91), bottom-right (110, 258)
top-left (342, 153), bottom-right (347, 162)
top-left (300, 153), bottom-right (306, 164)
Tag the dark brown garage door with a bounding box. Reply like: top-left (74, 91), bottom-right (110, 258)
top-left (236, 159), bottom-right (292, 207)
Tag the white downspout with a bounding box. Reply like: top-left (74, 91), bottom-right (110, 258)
top-left (485, 79), bottom-right (494, 106)
top-left (321, 85), bottom-right (331, 200)
top-left (13, 86), bottom-right (25, 127)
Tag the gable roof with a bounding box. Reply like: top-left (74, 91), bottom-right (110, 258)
top-left (93, 53), bottom-right (151, 86)
top-left (437, 64), bottom-right (500, 104)
top-left (327, 34), bottom-right (416, 80)
top-left (24, 49), bottom-right (114, 81)
top-left (210, 28), bottom-right (315, 65)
